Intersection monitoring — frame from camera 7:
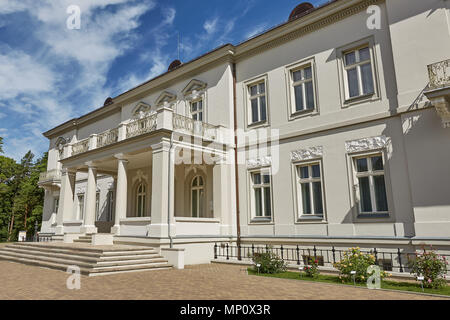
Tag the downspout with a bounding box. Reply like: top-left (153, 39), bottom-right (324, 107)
top-left (232, 63), bottom-right (242, 259)
top-left (168, 132), bottom-right (174, 248)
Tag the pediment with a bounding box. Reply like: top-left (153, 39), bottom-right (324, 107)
top-left (182, 79), bottom-right (207, 96)
top-left (155, 91), bottom-right (177, 107)
top-left (132, 102), bottom-right (152, 117)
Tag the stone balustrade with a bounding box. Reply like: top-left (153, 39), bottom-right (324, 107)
top-left (61, 108), bottom-right (223, 159)
top-left (38, 169), bottom-right (61, 184)
top-left (428, 59), bottom-right (450, 90)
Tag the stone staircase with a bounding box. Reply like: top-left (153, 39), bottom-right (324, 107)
top-left (0, 242), bottom-right (172, 276)
top-left (73, 235), bottom-right (92, 243)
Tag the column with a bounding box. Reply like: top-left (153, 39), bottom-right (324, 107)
top-left (55, 168), bottom-right (76, 235)
top-left (213, 158), bottom-right (233, 236)
top-left (111, 154), bottom-right (128, 235)
top-left (148, 139), bottom-right (175, 238)
top-left (81, 162), bottom-right (98, 234)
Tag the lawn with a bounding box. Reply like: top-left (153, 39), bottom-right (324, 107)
top-left (247, 268), bottom-right (450, 297)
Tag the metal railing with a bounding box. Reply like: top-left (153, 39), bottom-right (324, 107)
top-left (214, 243), bottom-right (450, 274)
top-left (428, 58), bottom-right (450, 89)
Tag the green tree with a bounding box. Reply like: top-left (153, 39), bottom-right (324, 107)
top-left (0, 136), bottom-right (3, 153)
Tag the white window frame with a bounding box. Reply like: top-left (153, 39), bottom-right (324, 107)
top-left (351, 152), bottom-right (389, 216)
top-left (285, 58), bottom-right (319, 119)
top-left (136, 183), bottom-right (147, 218)
top-left (294, 160), bottom-right (326, 221)
top-left (244, 74), bottom-right (269, 128)
top-left (190, 175), bottom-right (205, 218)
top-left (190, 99), bottom-right (204, 122)
top-left (337, 37), bottom-right (379, 107)
top-left (249, 169), bottom-right (273, 222)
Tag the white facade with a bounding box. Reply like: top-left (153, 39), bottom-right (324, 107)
top-left (38, 0), bottom-right (450, 263)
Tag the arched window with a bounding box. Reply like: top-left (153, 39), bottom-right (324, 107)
top-left (191, 176), bottom-right (204, 217)
top-left (136, 183), bottom-right (146, 217)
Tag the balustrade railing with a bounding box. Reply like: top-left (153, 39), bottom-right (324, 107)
top-left (97, 128), bottom-right (119, 148)
top-left (38, 169), bottom-right (61, 183)
top-left (72, 138), bottom-right (89, 156)
top-left (126, 114), bottom-right (158, 139)
top-left (173, 113), bottom-right (218, 141)
top-left (428, 59), bottom-right (450, 89)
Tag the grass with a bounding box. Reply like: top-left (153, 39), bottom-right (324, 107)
top-left (247, 268), bottom-right (450, 297)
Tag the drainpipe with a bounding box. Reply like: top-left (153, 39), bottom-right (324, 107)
top-left (232, 63), bottom-right (242, 259)
top-left (168, 132), bottom-right (174, 248)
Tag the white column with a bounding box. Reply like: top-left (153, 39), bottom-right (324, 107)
top-left (55, 168), bottom-right (76, 235)
top-left (111, 155), bottom-right (128, 235)
top-left (213, 159), bottom-right (234, 236)
top-left (148, 139), bottom-right (175, 238)
top-left (81, 162), bottom-right (98, 234)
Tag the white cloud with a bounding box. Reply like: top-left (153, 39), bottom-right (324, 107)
top-left (203, 18), bottom-right (218, 34)
top-left (245, 24), bottom-right (268, 39)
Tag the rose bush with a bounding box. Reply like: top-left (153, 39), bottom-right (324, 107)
top-left (250, 247), bottom-right (287, 274)
top-left (409, 247), bottom-right (448, 289)
top-left (303, 258), bottom-right (320, 278)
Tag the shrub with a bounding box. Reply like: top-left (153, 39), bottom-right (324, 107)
top-left (409, 247), bottom-right (448, 289)
top-left (250, 247), bottom-right (287, 274)
top-left (334, 247), bottom-right (390, 283)
top-left (303, 258), bottom-right (320, 278)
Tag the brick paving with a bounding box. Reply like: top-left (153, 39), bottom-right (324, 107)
top-left (0, 261), bottom-right (446, 300)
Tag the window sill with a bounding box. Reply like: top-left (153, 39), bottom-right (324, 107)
top-left (120, 217), bottom-right (152, 223)
top-left (250, 217), bottom-right (273, 224)
top-left (289, 109), bottom-right (317, 120)
top-left (297, 215), bottom-right (325, 222)
top-left (356, 213), bottom-right (390, 219)
top-left (247, 121), bottom-right (269, 130)
top-left (343, 92), bottom-right (376, 107)
top-left (63, 220), bottom-right (83, 226)
top-left (175, 217), bottom-right (220, 223)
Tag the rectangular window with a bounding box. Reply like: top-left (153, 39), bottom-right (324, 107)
top-left (107, 190), bottom-right (114, 222)
top-left (343, 46), bottom-right (374, 99)
top-left (296, 162), bottom-right (325, 217)
top-left (95, 192), bottom-right (100, 219)
top-left (78, 194), bottom-right (85, 220)
top-left (191, 99), bottom-right (203, 122)
top-left (291, 65), bottom-right (315, 113)
top-left (353, 154), bottom-right (388, 215)
top-left (53, 197), bottom-right (59, 213)
top-left (248, 81), bottom-right (267, 125)
top-left (251, 171), bottom-right (272, 219)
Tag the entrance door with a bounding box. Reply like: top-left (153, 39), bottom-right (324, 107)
top-left (95, 190), bottom-right (115, 233)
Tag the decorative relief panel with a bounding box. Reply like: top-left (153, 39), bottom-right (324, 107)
top-left (247, 156), bottom-right (272, 169)
top-left (345, 136), bottom-right (387, 153)
top-left (290, 146), bottom-right (323, 162)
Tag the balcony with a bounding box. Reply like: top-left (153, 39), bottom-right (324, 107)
top-left (38, 169), bottom-right (61, 186)
top-left (424, 59), bottom-right (450, 128)
top-left (66, 108), bottom-right (226, 158)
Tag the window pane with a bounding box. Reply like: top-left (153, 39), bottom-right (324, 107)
top-left (259, 96), bottom-right (267, 121)
top-left (193, 114), bottom-right (198, 121)
top-left (263, 174), bottom-right (270, 184)
top-left (347, 68), bottom-right (359, 97)
top-left (253, 173), bottom-right (261, 185)
top-left (361, 63), bottom-right (374, 95)
top-left (374, 175), bottom-right (388, 212)
top-left (300, 166), bottom-right (309, 179)
top-left (345, 51), bottom-right (356, 65)
top-left (264, 187), bottom-right (271, 217)
top-left (294, 84), bottom-right (304, 111)
top-left (371, 156), bottom-right (384, 171)
top-left (301, 183), bottom-right (311, 214)
top-left (312, 182), bottom-right (323, 214)
top-left (142, 195), bottom-right (146, 216)
top-left (251, 98), bottom-right (259, 123)
top-left (250, 85), bottom-right (257, 96)
top-left (191, 103), bottom-right (197, 112)
top-left (192, 190), bottom-right (198, 217)
top-left (304, 66), bottom-right (312, 79)
top-left (356, 158), bottom-right (368, 172)
top-left (358, 177), bottom-right (372, 212)
top-left (258, 83), bottom-right (265, 94)
top-left (198, 100), bottom-right (203, 110)
top-left (293, 70), bottom-right (302, 82)
top-left (199, 189), bottom-right (204, 217)
top-left (305, 81), bottom-right (315, 110)
top-left (311, 164), bottom-right (320, 178)
top-left (198, 112), bottom-right (203, 122)
top-left (255, 188), bottom-right (262, 216)
top-left (359, 47), bottom-right (370, 61)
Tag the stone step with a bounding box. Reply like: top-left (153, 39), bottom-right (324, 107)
top-left (1, 247), bottom-right (101, 263)
top-left (73, 239), bottom-right (90, 243)
top-left (96, 258), bottom-right (168, 267)
top-left (91, 262), bottom-right (172, 273)
top-left (9, 243), bottom-right (159, 255)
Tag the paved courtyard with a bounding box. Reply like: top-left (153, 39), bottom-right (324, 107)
top-left (0, 260), bottom-right (445, 300)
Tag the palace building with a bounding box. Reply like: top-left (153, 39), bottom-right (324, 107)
top-left (37, 0), bottom-right (450, 265)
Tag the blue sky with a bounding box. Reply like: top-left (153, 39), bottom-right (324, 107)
top-left (0, 0), bottom-right (327, 161)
